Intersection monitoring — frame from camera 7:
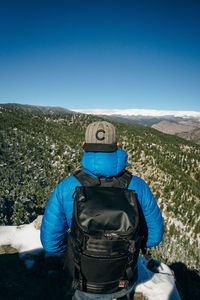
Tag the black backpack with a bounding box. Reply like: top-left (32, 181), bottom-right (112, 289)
top-left (64, 170), bottom-right (141, 295)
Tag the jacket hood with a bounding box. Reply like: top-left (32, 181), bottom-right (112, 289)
top-left (81, 147), bottom-right (128, 177)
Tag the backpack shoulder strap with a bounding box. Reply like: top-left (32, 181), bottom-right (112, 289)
top-left (73, 170), bottom-right (100, 186)
top-left (115, 170), bottom-right (132, 188)
top-left (109, 170), bottom-right (132, 188)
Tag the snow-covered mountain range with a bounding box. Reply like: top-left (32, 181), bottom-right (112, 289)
top-left (73, 108), bottom-right (200, 119)
top-left (74, 108), bottom-right (200, 144)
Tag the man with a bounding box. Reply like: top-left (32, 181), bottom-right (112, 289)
top-left (41, 121), bottom-right (163, 300)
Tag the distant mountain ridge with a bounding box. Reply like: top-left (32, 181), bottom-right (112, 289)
top-left (1, 103), bottom-right (200, 143)
top-left (73, 108), bottom-right (200, 120)
top-left (74, 108), bottom-right (200, 144)
top-left (0, 103), bottom-right (74, 115)
top-left (152, 120), bottom-right (200, 144)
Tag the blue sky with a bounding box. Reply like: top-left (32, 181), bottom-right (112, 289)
top-left (0, 0), bottom-right (200, 111)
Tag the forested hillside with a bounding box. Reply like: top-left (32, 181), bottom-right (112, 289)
top-left (0, 105), bottom-right (199, 272)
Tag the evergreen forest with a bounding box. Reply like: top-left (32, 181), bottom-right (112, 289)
top-left (0, 104), bottom-right (199, 273)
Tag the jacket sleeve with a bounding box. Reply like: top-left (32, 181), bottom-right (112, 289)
top-left (40, 184), bottom-right (68, 253)
top-left (129, 176), bottom-right (164, 248)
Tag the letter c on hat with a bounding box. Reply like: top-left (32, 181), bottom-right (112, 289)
top-left (96, 129), bottom-right (105, 141)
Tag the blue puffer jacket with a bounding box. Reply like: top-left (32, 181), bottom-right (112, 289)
top-left (41, 148), bottom-right (163, 253)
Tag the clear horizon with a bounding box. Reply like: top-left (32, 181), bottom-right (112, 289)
top-left (0, 1), bottom-right (200, 111)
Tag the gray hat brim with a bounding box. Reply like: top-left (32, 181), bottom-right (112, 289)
top-left (83, 143), bottom-right (118, 153)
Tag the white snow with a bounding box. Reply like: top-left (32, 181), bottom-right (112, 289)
top-left (0, 222), bottom-right (181, 299)
top-left (0, 222), bottom-right (42, 255)
top-left (135, 257), bottom-right (181, 300)
top-left (73, 108), bottom-right (200, 119)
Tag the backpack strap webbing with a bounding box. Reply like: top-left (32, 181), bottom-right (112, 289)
top-left (73, 170), bottom-right (100, 186)
top-left (73, 169), bottom-right (132, 188)
top-left (115, 170), bottom-right (132, 188)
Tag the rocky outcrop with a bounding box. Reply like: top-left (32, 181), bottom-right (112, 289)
top-left (152, 120), bottom-right (200, 144)
top-left (0, 244), bottom-right (18, 254)
top-left (134, 293), bottom-right (148, 300)
top-left (33, 215), bottom-right (43, 230)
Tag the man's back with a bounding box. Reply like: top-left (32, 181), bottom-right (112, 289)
top-left (41, 121), bottom-right (163, 299)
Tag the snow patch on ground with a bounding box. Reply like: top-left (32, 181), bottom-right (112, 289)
top-left (135, 257), bottom-right (181, 300)
top-left (0, 222), bottom-right (43, 255)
